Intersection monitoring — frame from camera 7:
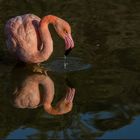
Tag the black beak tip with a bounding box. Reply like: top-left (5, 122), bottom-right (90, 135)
top-left (64, 48), bottom-right (72, 56)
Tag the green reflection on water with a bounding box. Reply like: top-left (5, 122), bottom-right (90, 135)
top-left (0, 0), bottom-right (140, 139)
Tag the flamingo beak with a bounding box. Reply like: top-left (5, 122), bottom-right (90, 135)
top-left (64, 34), bottom-right (74, 56)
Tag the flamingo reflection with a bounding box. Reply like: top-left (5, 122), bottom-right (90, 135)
top-left (11, 67), bottom-right (75, 115)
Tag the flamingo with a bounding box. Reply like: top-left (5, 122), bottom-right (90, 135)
top-left (12, 73), bottom-right (75, 115)
top-left (5, 14), bottom-right (74, 63)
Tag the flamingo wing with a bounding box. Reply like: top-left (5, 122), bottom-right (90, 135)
top-left (5, 14), bottom-right (41, 61)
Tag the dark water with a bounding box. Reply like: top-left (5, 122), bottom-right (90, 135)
top-left (0, 0), bottom-right (140, 139)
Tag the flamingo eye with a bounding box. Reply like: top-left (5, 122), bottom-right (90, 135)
top-left (64, 29), bottom-right (68, 34)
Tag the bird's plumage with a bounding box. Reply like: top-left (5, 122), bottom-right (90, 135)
top-left (5, 14), bottom-right (74, 63)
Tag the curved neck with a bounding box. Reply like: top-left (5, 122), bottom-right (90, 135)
top-left (37, 15), bottom-right (57, 62)
top-left (40, 75), bottom-right (71, 115)
top-left (40, 75), bottom-right (63, 115)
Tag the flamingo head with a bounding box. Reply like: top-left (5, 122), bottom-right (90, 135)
top-left (54, 18), bottom-right (74, 56)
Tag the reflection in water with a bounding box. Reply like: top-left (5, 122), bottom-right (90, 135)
top-left (0, 60), bottom-right (140, 139)
top-left (11, 65), bottom-right (75, 115)
top-left (1, 0), bottom-right (140, 139)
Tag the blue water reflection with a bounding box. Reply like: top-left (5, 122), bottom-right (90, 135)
top-left (7, 128), bottom-right (38, 139)
top-left (98, 116), bottom-right (140, 139)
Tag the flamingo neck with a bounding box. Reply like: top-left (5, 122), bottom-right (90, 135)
top-left (40, 15), bottom-right (56, 25)
top-left (44, 106), bottom-right (62, 115)
top-left (38, 15), bottom-right (57, 62)
top-left (39, 76), bottom-right (57, 114)
top-left (40, 75), bottom-right (62, 115)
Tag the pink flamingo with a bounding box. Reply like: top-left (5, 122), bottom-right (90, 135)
top-left (13, 73), bottom-right (75, 115)
top-left (5, 14), bottom-right (74, 63)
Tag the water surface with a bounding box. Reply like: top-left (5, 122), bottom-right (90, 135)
top-left (0, 0), bottom-right (140, 139)
top-left (42, 56), bottom-right (92, 73)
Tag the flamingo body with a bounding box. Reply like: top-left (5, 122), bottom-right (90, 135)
top-left (5, 14), bottom-right (74, 63)
top-left (13, 72), bottom-right (75, 115)
top-left (5, 14), bottom-right (42, 63)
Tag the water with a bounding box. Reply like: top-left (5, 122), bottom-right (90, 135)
top-left (42, 56), bottom-right (92, 73)
top-left (64, 55), bottom-right (67, 69)
top-left (0, 0), bottom-right (140, 139)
